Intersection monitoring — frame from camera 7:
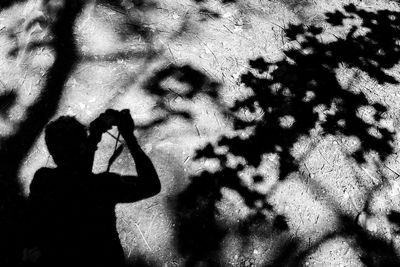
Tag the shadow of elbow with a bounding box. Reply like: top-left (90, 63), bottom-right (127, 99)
top-left (153, 181), bottom-right (162, 195)
top-left (148, 179), bottom-right (161, 197)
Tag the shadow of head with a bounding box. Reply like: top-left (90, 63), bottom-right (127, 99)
top-left (44, 116), bottom-right (88, 168)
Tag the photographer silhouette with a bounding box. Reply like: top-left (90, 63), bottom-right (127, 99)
top-left (25, 109), bottom-right (161, 267)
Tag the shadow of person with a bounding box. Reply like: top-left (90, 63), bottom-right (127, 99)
top-left (24, 110), bottom-right (161, 267)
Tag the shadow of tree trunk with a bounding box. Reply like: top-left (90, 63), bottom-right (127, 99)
top-left (0, 0), bottom-right (84, 265)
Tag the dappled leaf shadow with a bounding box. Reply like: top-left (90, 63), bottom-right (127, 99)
top-left (231, 4), bottom-right (399, 180)
top-left (196, 2), bottom-right (399, 194)
top-left (173, 172), bottom-right (227, 266)
top-left (139, 64), bottom-right (221, 130)
top-left (172, 3), bottom-right (400, 266)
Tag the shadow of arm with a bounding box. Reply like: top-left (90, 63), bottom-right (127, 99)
top-left (108, 131), bottom-right (160, 203)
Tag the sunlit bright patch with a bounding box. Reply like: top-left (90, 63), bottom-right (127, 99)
top-left (356, 105), bottom-right (376, 125)
top-left (337, 119), bottom-right (345, 127)
top-left (302, 90), bottom-right (316, 102)
top-left (279, 115), bottom-right (295, 129)
top-left (367, 127), bottom-right (383, 139)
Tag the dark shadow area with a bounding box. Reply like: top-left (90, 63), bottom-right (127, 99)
top-left (172, 172), bottom-right (228, 267)
top-left (170, 3), bottom-right (400, 266)
top-left (24, 110), bottom-right (160, 266)
top-left (355, 225), bottom-right (400, 266)
top-left (388, 210), bottom-right (400, 231)
top-left (0, 90), bottom-right (17, 118)
top-left (0, 0), bottom-right (27, 10)
top-left (0, 0), bottom-right (85, 265)
top-left (267, 238), bottom-right (300, 267)
top-left (126, 254), bottom-right (159, 267)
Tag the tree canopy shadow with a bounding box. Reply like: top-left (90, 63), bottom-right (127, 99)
top-left (171, 3), bottom-right (400, 266)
